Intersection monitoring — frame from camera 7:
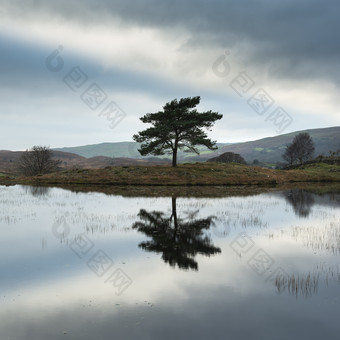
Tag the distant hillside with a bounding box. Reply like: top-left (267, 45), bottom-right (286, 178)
top-left (54, 142), bottom-right (140, 159)
top-left (2, 127), bottom-right (339, 174)
top-left (53, 127), bottom-right (340, 165)
top-left (192, 126), bottom-right (340, 165)
top-left (54, 142), bottom-right (230, 161)
top-left (0, 150), bottom-right (98, 174)
top-left (0, 150), bottom-right (169, 174)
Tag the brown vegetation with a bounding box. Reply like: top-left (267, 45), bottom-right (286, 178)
top-left (1, 162), bottom-right (339, 187)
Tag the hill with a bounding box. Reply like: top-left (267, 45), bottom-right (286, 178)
top-left (53, 142), bottom-right (230, 160)
top-left (1, 126), bottom-right (338, 174)
top-left (192, 126), bottom-right (340, 165)
top-left (53, 127), bottom-right (340, 165)
top-left (0, 150), bottom-right (169, 174)
top-left (54, 142), bottom-right (140, 159)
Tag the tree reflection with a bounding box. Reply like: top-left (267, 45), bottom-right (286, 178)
top-left (26, 186), bottom-right (51, 197)
top-left (283, 189), bottom-right (315, 217)
top-left (132, 197), bottom-right (221, 271)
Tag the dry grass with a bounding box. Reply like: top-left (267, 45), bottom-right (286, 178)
top-left (1, 162), bottom-right (340, 187)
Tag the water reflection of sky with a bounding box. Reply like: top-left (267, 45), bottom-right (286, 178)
top-left (0, 185), bottom-right (340, 340)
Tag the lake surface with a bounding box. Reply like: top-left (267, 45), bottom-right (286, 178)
top-left (0, 184), bottom-right (340, 340)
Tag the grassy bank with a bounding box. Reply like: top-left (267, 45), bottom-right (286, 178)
top-left (1, 162), bottom-right (340, 187)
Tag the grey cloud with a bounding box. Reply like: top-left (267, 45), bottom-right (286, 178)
top-left (1, 0), bottom-right (339, 150)
top-left (3, 0), bottom-right (340, 84)
top-left (0, 35), bottom-right (191, 99)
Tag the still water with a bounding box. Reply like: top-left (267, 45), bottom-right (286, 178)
top-left (0, 185), bottom-right (340, 340)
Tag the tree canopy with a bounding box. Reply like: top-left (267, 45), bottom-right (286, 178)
top-left (16, 145), bottom-right (61, 176)
top-left (283, 133), bottom-right (315, 166)
top-left (133, 96), bottom-right (223, 166)
top-left (208, 151), bottom-right (247, 164)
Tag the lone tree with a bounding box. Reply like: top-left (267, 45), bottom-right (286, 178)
top-left (283, 133), bottom-right (315, 166)
top-left (133, 96), bottom-right (223, 167)
top-left (282, 143), bottom-right (297, 166)
top-left (17, 145), bottom-right (61, 176)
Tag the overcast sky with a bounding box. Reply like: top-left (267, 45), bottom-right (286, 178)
top-left (1, 0), bottom-right (339, 150)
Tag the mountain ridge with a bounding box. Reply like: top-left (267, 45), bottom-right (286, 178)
top-left (53, 126), bottom-right (340, 165)
top-left (1, 126), bottom-right (339, 174)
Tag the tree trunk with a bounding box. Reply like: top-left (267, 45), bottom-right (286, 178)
top-left (172, 147), bottom-right (177, 167)
top-left (171, 196), bottom-right (178, 242)
top-left (172, 196), bottom-right (178, 229)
